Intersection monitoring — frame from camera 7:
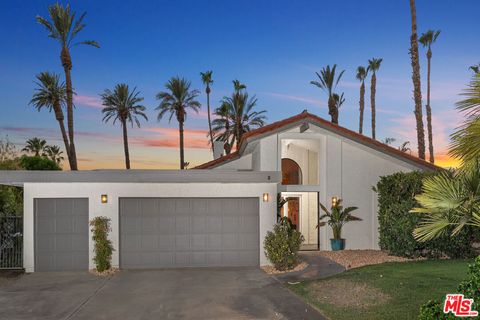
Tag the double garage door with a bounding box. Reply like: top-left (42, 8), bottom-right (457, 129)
top-left (34, 197), bottom-right (259, 271)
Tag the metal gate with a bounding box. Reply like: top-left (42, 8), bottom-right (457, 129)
top-left (0, 216), bottom-right (23, 269)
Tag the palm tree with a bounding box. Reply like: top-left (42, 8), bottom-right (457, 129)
top-left (311, 65), bottom-right (345, 124)
top-left (45, 145), bottom-right (64, 164)
top-left (212, 102), bottom-right (234, 155)
top-left (356, 66), bottom-right (368, 134)
top-left (100, 84), bottom-right (147, 169)
top-left (212, 81), bottom-right (267, 151)
top-left (419, 30), bottom-right (441, 164)
top-left (470, 64), bottom-right (480, 74)
top-left (156, 77), bottom-right (201, 169)
top-left (409, 0), bottom-right (426, 160)
top-left (449, 73), bottom-right (480, 165)
top-left (412, 161), bottom-right (480, 242)
top-left (368, 58), bottom-right (382, 139)
top-left (36, 3), bottom-right (100, 170)
top-left (22, 138), bottom-right (47, 156)
top-left (30, 72), bottom-right (73, 168)
top-left (333, 92), bottom-right (345, 111)
top-left (200, 71), bottom-right (214, 154)
top-left (399, 141), bottom-right (412, 154)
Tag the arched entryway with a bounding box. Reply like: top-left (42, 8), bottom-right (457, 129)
top-left (281, 158), bottom-right (302, 185)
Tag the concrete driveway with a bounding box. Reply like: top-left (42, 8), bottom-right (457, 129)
top-left (0, 268), bottom-right (324, 320)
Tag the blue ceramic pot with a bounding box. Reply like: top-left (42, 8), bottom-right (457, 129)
top-left (330, 239), bottom-right (345, 251)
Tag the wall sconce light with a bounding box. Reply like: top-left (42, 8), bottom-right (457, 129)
top-left (331, 196), bottom-right (338, 207)
top-left (263, 193), bottom-right (269, 202)
top-left (101, 194), bottom-right (108, 204)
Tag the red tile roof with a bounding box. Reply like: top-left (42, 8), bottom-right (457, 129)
top-left (195, 111), bottom-right (441, 171)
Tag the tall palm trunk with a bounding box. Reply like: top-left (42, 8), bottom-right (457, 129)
top-left (206, 87), bottom-right (214, 154)
top-left (426, 49), bottom-right (434, 163)
top-left (409, 0), bottom-right (426, 160)
top-left (359, 81), bottom-right (365, 134)
top-left (371, 73), bottom-right (377, 139)
top-left (178, 111), bottom-right (185, 170)
top-left (53, 100), bottom-right (72, 169)
top-left (121, 119), bottom-right (130, 169)
top-left (328, 95), bottom-right (338, 124)
top-left (61, 46), bottom-right (78, 170)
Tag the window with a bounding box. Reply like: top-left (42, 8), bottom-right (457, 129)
top-left (281, 158), bottom-right (302, 185)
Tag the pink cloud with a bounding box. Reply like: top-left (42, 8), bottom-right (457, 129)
top-left (75, 94), bottom-right (103, 109)
top-left (136, 127), bottom-right (210, 149)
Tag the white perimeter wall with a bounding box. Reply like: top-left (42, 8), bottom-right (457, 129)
top-left (23, 182), bottom-right (277, 272)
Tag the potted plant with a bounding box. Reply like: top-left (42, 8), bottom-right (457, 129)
top-left (318, 198), bottom-right (361, 251)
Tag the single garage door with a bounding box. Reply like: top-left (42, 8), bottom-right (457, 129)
top-left (120, 198), bottom-right (259, 268)
top-left (35, 198), bottom-right (89, 271)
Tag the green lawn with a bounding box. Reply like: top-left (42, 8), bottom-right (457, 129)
top-left (288, 260), bottom-right (472, 320)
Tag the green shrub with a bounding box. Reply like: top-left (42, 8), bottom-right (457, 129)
top-left (376, 171), bottom-right (474, 258)
top-left (264, 217), bottom-right (304, 271)
top-left (19, 155), bottom-right (61, 170)
top-left (90, 217), bottom-right (114, 272)
top-left (419, 257), bottom-right (480, 319)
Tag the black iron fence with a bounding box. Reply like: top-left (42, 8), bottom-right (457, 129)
top-left (0, 216), bottom-right (23, 269)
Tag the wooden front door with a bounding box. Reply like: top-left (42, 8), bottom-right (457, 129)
top-left (287, 197), bottom-right (299, 228)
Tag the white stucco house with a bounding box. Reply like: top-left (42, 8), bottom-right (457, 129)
top-left (0, 111), bottom-right (438, 272)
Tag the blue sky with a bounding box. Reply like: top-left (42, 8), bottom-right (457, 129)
top-left (1, 0), bottom-right (479, 169)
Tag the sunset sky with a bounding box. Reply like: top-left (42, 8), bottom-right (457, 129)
top-left (1, 0), bottom-right (479, 169)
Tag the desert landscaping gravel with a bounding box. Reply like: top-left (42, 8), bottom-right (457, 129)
top-left (318, 250), bottom-right (421, 269)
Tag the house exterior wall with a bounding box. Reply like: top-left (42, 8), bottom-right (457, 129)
top-left (215, 126), bottom-right (423, 251)
top-left (23, 182), bottom-right (277, 272)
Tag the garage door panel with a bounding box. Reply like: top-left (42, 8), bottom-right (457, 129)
top-left (192, 216), bottom-right (206, 233)
top-left (122, 234), bottom-right (140, 250)
top-left (56, 216), bottom-right (73, 233)
top-left (206, 217), bottom-right (221, 233)
top-left (191, 234), bottom-right (206, 250)
top-left (141, 217), bottom-right (159, 234)
top-left (140, 198), bottom-right (157, 215)
top-left (120, 198), bottom-right (259, 269)
top-left (175, 200), bottom-right (191, 214)
top-left (158, 235), bottom-right (175, 250)
top-left (175, 217), bottom-right (189, 234)
top-left (191, 199), bottom-right (209, 214)
top-left (35, 198), bottom-right (88, 272)
top-left (175, 235), bottom-right (189, 250)
top-left (55, 199), bottom-right (73, 216)
top-left (140, 235), bottom-right (158, 250)
top-left (73, 216), bottom-right (89, 233)
top-left (207, 234), bottom-right (222, 250)
top-left (222, 216), bottom-right (239, 232)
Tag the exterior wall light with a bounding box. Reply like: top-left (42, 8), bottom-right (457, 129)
top-left (101, 194), bottom-right (108, 204)
top-left (263, 193), bottom-right (269, 202)
top-left (331, 196), bottom-right (338, 207)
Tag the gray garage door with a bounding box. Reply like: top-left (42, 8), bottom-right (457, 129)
top-left (120, 198), bottom-right (259, 269)
top-left (35, 198), bottom-right (89, 272)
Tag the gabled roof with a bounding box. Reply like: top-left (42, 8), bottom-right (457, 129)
top-left (195, 111), bottom-right (441, 171)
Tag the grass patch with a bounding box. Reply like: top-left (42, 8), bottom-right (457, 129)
top-left (288, 259), bottom-right (472, 320)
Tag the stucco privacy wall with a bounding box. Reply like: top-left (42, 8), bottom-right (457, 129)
top-left (23, 182), bottom-right (277, 272)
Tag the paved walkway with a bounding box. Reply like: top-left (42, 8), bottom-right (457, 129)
top-left (273, 251), bottom-right (345, 283)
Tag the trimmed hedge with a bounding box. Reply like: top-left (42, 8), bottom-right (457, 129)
top-left (376, 171), bottom-right (473, 258)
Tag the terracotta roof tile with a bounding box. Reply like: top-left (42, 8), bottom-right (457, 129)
top-left (195, 111), bottom-right (441, 171)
